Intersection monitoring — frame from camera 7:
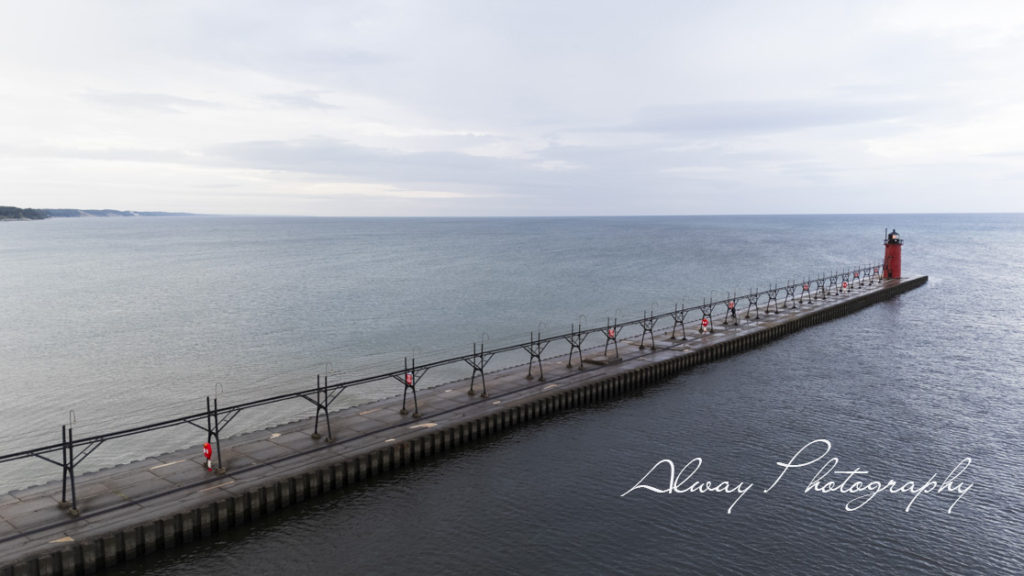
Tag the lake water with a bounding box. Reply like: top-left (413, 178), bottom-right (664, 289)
top-left (1, 214), bottom-right (1022, 574)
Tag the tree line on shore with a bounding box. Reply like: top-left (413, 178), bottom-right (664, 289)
top-left (0, 206), bottom-right (48, 220)
top-left (1, 206), bottom-right (188, 220)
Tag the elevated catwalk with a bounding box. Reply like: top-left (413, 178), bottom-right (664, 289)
top-left (0, 276), bottom-right (927, 575)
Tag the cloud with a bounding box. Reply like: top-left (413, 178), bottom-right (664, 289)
top-left (205, 138), bottom-right (524, 188)
top-left (618, 99), bottom-right (919, 137)
top-left (79, 91), bottom-right (222, 113)
top-left (2, 1), bottom-right (1023, 215)
top-left (261, 92), bottom-right (343, 111)
top-left (0, 143), bottom-right (194, 164)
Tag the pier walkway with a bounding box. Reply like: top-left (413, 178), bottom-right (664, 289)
top-left (0, 276), bottom-right (927, 575)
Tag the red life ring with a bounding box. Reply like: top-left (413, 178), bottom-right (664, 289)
top-left (405, 373), bottom-right (413, 385)
top-left (701, 317), bottom-right (709, 327)
top-left (609, 328), bottom-right (615, 338)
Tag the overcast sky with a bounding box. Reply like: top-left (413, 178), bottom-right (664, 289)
top-left (2, 1), bottom-right (1023, 216)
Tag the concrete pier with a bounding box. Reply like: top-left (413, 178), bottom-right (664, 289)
top-left (0, 276), bottom-right (926, 575)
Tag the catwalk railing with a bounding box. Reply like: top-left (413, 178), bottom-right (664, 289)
top-left (0, 264), bottom-right (884, 514)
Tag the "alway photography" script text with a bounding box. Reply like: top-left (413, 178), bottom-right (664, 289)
top-left (620, 439), bottom-right (973, 514)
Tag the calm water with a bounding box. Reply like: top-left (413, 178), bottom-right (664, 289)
top-left (2, 214), bottom-right (1022, 574)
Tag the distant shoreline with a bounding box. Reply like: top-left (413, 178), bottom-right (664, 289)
top-left (0, 206), bottom-right (192, 221)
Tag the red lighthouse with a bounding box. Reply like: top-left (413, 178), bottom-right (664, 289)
top-left (883, 229), bottom-right (902, 279)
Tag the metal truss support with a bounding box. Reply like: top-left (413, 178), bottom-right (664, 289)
top-left (60, 425), bottom-right (77, 515)
top-left (638, 311), bottom-right (657, 349)
top-left (194, 396), bottom-right (239, 473)
top-left (32, 418), bottom-right (102, 516)
top-left (828, 273), bottom-right (840, 296)
top-left (522, 332), bottom-right (549, 381)
top-left (764, 285), bottom-right (780, 314)
top-left (840, 271), bottom-right (852, 293)
top-left (304, 374), bottom-right (347, 442)
top-left (58, 424), bottom-right (99, 516)
top-left (814, 276), bottom-right (827, 300)
top-left (799, 280), bottom-right (812, 304)
top-left (699, 301), bottom-right (715, 334)
top-left (464, 342), bottom-right (494, 397)
top-left (723, 296), bottom-right (739, 326)
top-left (744, 291), bottom-right (761, 320)
top-left (783, 284), bottom-right (797, 308)
top-left (565, 323), bottom-right (587, 369)
top-left (603, 318), bottom-right (620, 357)
top-left (393, 357), bottom-right (427, 418)
top-left (669, 304), bottom-right (688, 340)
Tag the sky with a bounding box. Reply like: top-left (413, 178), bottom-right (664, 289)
top-left (2, 0), bottom-right (1023, 217)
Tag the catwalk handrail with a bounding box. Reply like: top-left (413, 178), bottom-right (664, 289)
top-left (0, 263), bottom-right (883, 468)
